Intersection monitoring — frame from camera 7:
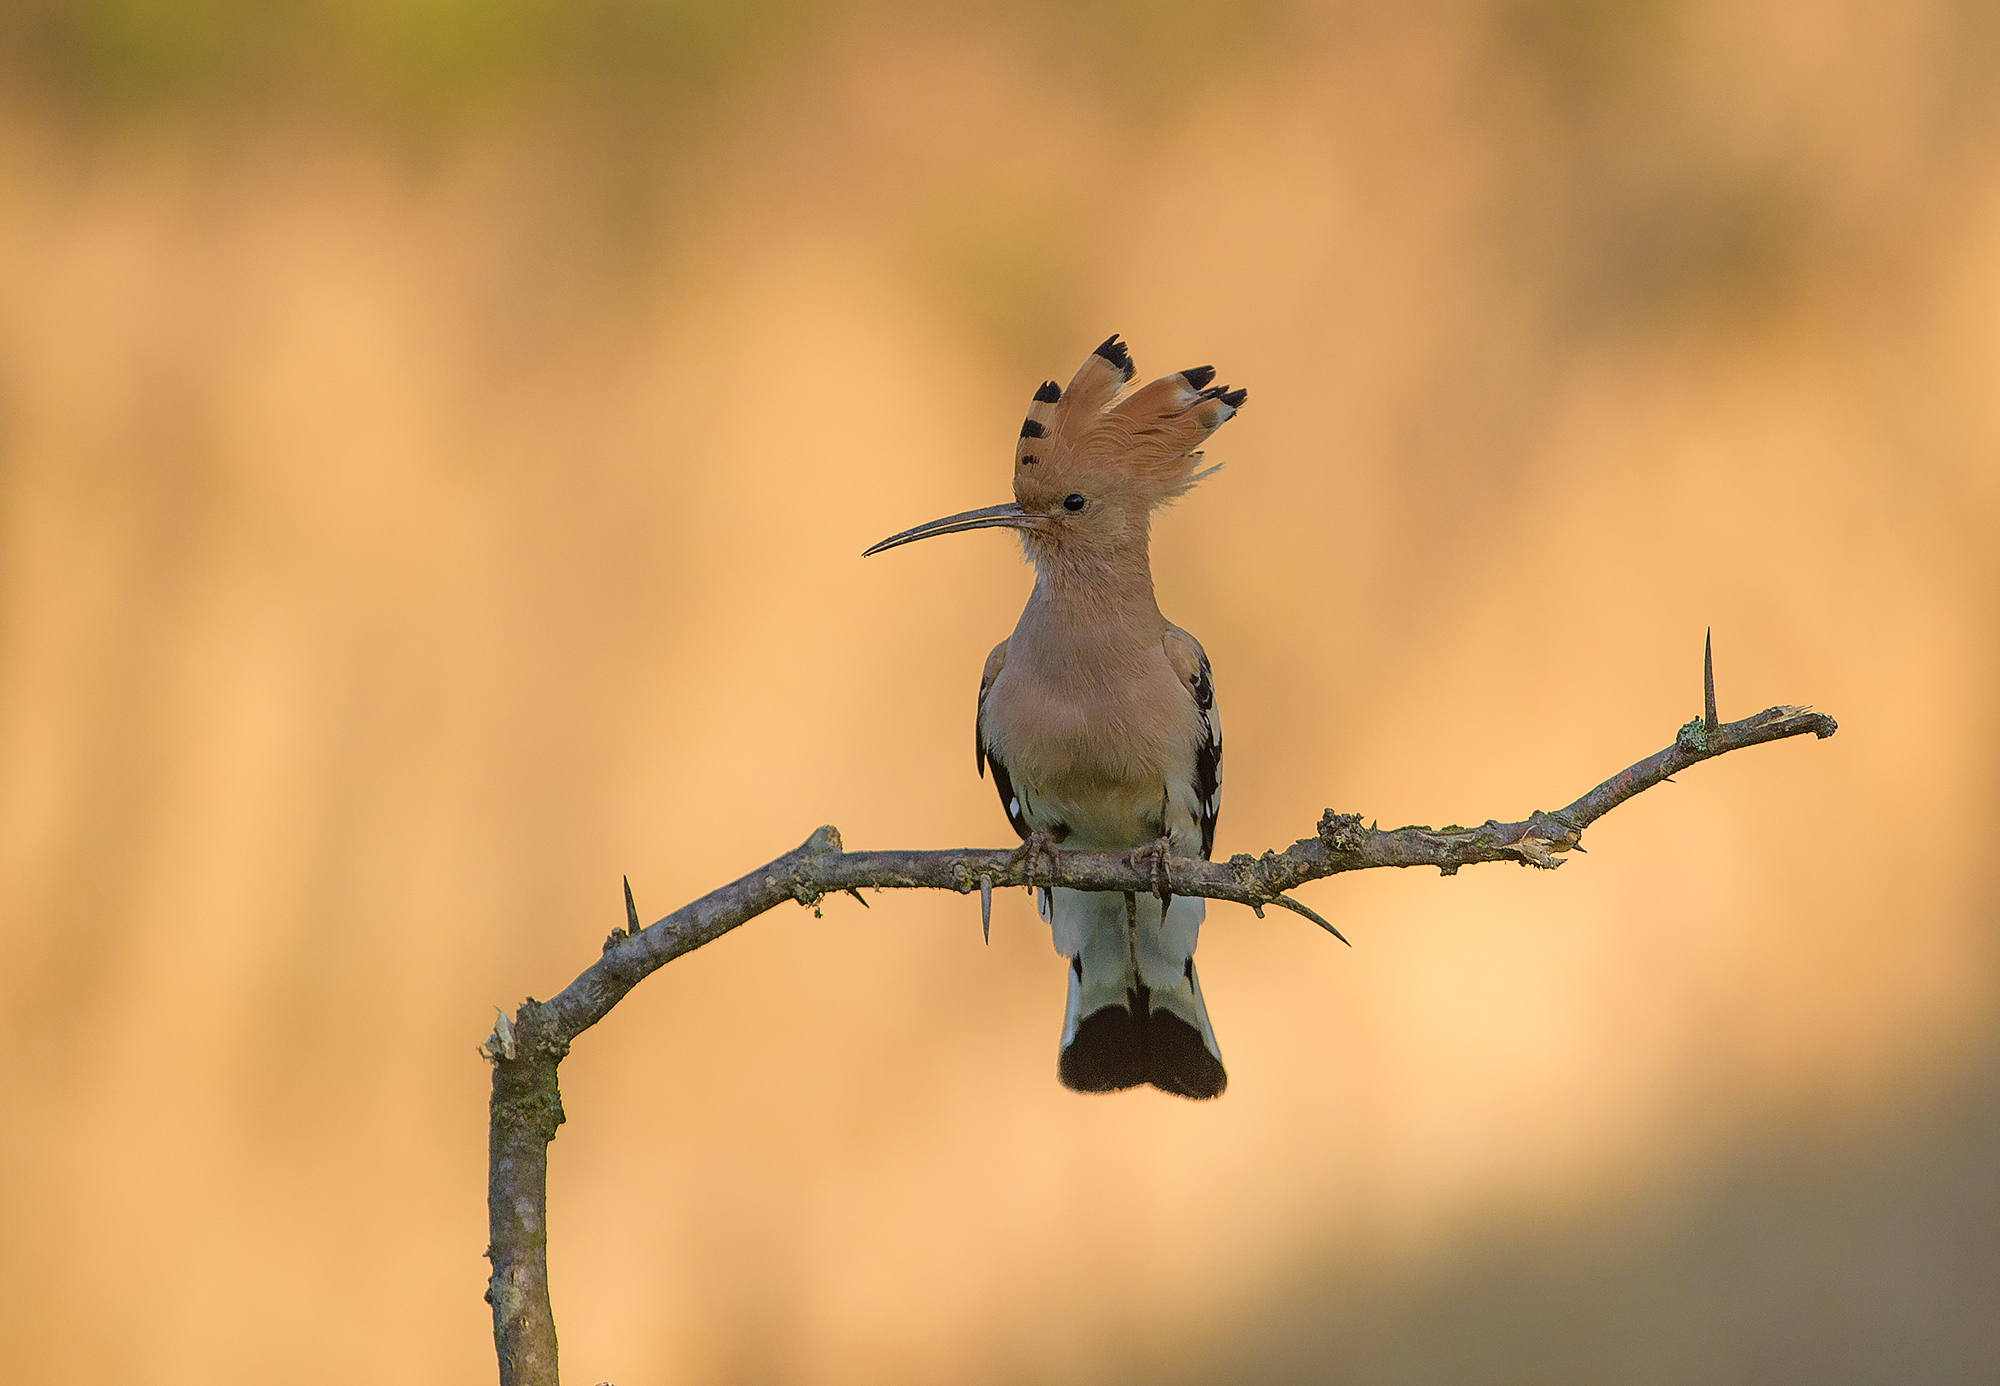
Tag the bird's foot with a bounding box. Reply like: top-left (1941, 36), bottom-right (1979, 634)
top-left (1129, 836), bottom-right (1176, 911)
top-left (1009, 832), bottom-right (1062, 888)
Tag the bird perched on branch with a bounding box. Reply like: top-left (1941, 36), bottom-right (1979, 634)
top-left (866, 335), bottom-right (1243, 1099)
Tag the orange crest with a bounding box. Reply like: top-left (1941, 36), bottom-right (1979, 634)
top-left (1012, 335), bottom-right (1245, 517)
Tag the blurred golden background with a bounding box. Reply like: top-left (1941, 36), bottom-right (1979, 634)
top-left (2, 0), bottom-right (1996, 1381)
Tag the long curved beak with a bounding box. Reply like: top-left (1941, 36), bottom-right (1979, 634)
top-left (863, 502), bottom-right (1040, 557)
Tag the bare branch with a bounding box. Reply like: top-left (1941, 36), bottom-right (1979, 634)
top-left (522, 702), bottom-right (1833, 1050)
top-left (484, 678), bottom-right (1837, 1384)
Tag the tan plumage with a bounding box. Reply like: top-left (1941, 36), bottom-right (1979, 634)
top-left (869, 335), bottom-right (1243, 1098)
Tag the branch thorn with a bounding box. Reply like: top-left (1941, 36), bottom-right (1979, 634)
top-left (623, 875), bottom-right (640, 934)
top-left (979, 874), bottom-right (993, 943)
top-left (843, 887), bottom-right (869, 909)
top-left (1271, 892), bottom-right (1350, 945)
top-left (1704, 628), bottom-right (1719, 734)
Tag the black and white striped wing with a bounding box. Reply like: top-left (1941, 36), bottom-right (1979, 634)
top-left (976, 638), bottom-right (1032, 842)
top-left (1164, 624), bottom-right (1222, 860)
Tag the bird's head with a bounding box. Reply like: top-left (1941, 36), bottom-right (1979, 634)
top-left (864, 335), bottom-right (1245, 569)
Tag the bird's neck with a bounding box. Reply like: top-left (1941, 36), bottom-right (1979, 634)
top-left (1018, 544), bottom-right (1166, 657)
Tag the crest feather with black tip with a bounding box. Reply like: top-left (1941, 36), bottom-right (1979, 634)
top-left (1015, 380), bottom-right (1061, 468)
top-left (1053, 334), bottom-right (1137, 431)
top-left (1014, 335), bottom-right (1247, 513)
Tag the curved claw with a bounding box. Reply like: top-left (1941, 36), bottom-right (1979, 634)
top-left (1007, 832), bottom-right (1061, 888)
top-left (1129, 836), bottom-right (1176, 911)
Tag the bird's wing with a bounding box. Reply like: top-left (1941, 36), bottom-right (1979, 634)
top-left (976, 638), bottom-right (1032, 841)
top-left (1163, 624), bottom-right (1223, 860)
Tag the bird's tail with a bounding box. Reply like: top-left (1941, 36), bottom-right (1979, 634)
top-left (1046, 887), bottom-right (1227, 1100)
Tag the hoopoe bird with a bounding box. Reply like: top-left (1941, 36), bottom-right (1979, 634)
top-left (866, 335), bottom-right (1243, 1099)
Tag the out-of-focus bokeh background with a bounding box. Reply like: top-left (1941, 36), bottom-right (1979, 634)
top-left (2, 0), bottom-right (1996, 1381)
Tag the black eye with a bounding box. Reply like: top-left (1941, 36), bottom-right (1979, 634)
top-left (1062, 493), bottom-right (1086, 512)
